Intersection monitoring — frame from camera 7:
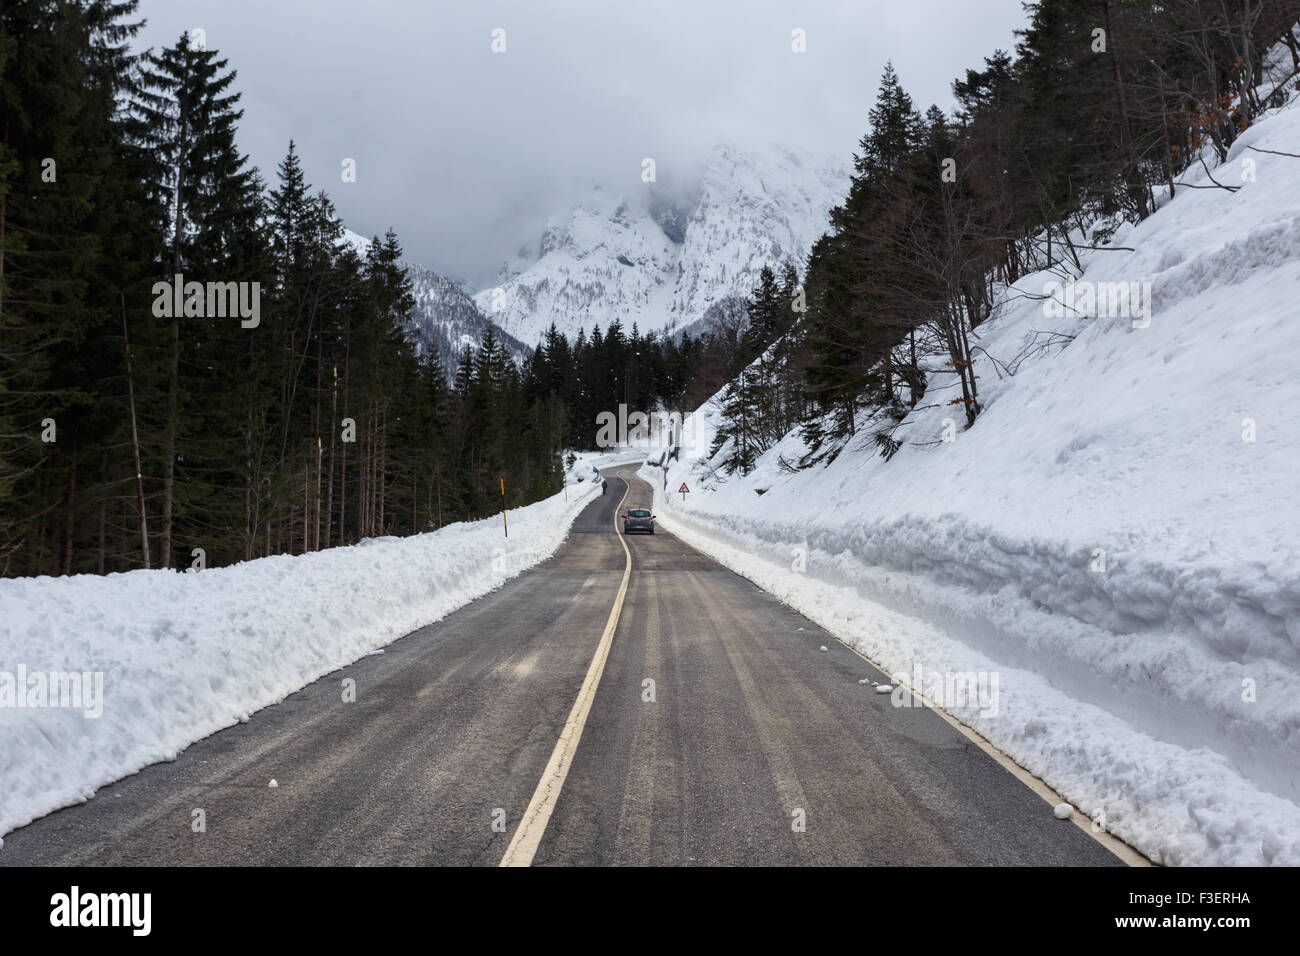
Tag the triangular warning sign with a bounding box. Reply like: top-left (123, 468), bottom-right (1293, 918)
top-left (678, 483), bottom-right (690, 493)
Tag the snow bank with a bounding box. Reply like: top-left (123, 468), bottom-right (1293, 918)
top-left (0, 476), bottom-right (600, 845)
top-left (643, 98), bottom-right (1300, 866)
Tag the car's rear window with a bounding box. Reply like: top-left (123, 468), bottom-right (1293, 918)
top-left (629, 509), bottom-right (651, 517)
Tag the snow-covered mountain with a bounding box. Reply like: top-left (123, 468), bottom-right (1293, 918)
top-left (403, 260), bottom-right (530, 370)
top-left (474, 143), bottom-right (849, 345)
top-left (342, 230), bottom-right (529, 378)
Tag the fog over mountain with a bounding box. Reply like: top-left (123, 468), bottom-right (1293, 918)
top-left (131, 0), bottom-right (1029, 288)
top-left (476, 141), bottom-right (848, 346)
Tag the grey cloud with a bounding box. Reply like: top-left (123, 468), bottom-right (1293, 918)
top-left (134, 0), bottom-right (1028, 288)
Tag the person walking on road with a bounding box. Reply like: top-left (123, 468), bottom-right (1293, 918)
top-left (602, 479), bottom-right (608, 495)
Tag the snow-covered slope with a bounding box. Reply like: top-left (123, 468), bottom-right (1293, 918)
top-left (475, 143), bottom-right (848, 344)
top-left (643, 99), bottom-right (1300, 866)
top-left (344, 230), bottom-right (529, 376)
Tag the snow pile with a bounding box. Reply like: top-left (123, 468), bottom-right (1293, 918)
top-left (0, 477), bottom-right (599, 845)
top-left (643, 99), bottom-right (1300, 865)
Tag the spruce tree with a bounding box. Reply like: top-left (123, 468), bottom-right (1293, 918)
top-left (134, 32), bottom-right (255, 567)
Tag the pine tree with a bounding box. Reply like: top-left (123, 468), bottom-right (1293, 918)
top-left (0, 0), bottom-right (163, 574)
top-left (800, 63), bottom-right (926, 461)
top-left (133, 32), bottom-right (255, 567)
top-left (709, 369), bottom-right (760, 476)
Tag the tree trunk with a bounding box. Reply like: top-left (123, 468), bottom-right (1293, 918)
top-left (315, 436), bottom-right (322, 551)
top-left (358, 402), bottom-right (368, 539)
top-left (325, 366), bottom-right (337, 548)
top-left (122, 295), bottom-right (151, 569)
top-left (97, 499), bottom-right (106, 575)
top-left (378, 404), bottom-right (386, 534)
top-left (1102, 0), bottom-right (1149, 220)
top-left (339, 346), bottom-right (350, 545)
top-left (161, 57), bottom-right (191, 571)
top-left (62, 462), bottom-right (75, 575)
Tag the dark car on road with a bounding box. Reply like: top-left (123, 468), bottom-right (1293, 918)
top-left (623, 508), bottom-right (655, 534)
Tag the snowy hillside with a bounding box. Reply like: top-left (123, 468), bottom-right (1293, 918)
top-left (344, 230), bottom-right (529, 376)
top-left (643, 98), bottom-right (1300, 866)
top-left (474, 143), bottom-right (848, 344)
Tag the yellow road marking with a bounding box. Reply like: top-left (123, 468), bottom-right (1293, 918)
top-left (499, 473), bottom-right (632, 866)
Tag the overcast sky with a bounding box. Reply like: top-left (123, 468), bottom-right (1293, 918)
top-left (133, 0), bottom-right (1029, 288)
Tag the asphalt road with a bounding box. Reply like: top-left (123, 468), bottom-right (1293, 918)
top-left (0, 466), bottom-right (1125, 866)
